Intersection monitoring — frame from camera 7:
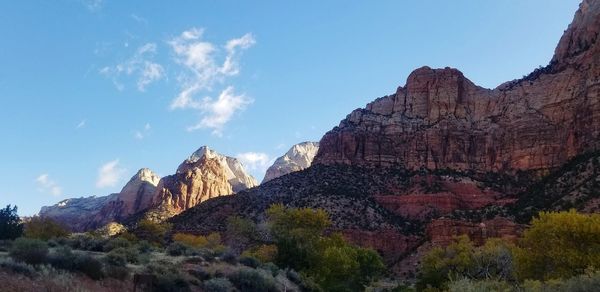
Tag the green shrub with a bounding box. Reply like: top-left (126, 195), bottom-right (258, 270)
top-left (9, 237), bottom-right (48, 265)
top-left (66, 234), bottom-right (106, 251)
top-left (103, 237), bottom-right (131, 252)
top-left (144, 260), bottom-right (190, 292)
top-left (261, 262), bottom-right (280, 277)
top-left (448, 278), bottom-right (514, 292)
top-left (136, 240), bottom-right (154, 253)
top-left (104, 249), bottom-right (128, 267)
top-left (0, 258), bottom-right (36, 277)
top-left (166, 242), bottom-right (192, 256)
top-left (229, 267), bottom-right (277, 292)
top-left (24, 216), bottom-right (70, 240)
top-left (48, 245), bottom-right (77, 270)
top-left (204, 277), bottom-right (235, 292)
top-left (221, 250), bottom-right (238, 264)
top-left (104, 264), bottom-right (129, 280)
top-left (239, 256), bottom-right (261, 268)
top-left (107, 247), bottom-right (140, 264)
top-left (74, 254), bottom-right (104, 280)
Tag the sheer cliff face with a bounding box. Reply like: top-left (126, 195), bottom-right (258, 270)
top-left (151, 146), bottom-right (257, 216)
top-left (315, 0), bottom-right (600, 174)
top-left (262, 142), bottom-right (319, 183)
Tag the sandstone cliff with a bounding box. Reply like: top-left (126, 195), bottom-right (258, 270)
top-left (314, 1), bottom-right (600, 175)
top-left (262, 142), bottom-right (319, 183)
top-left (150, 146), bottom-right (258, 218)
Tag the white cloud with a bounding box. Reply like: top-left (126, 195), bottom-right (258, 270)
top-left (36, 174), bottom-right (62, 196)
top-left (76, 120), bottom-right (86, 129)
top-left (186, 87), bottom-right (252, 135)
top-left (96, 159), bottom-right (126, 188)
top-left (168, 28), bottom-right (255, 133)
top-left (100, 43), bottom-right (164, 91)
top-left (236, 152), bottom-right (272, 172)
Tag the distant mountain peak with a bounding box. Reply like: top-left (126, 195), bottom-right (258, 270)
top-left (263, 141), bottom-right (319, 183)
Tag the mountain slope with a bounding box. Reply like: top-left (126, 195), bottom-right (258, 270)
top-left (40, 168), bottom-right (160, 231)
top-left (168, 0), bottom-right (600, 276)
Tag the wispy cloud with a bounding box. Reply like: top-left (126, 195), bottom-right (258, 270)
top-left (185, 87), bottom-right (252, 135)
top-left (82, 0), bottom-right (103, 12)
top-left (76, 119), bottom-right (86, 129)
top-left (96, 159), bottom-right (126, 188)
top-left (36, 174), bottom-right (62, 196)
top-left (130, 13), bottom-right (147, 24)
top-left (236, 152), bottom-right (273, 173)
top-left (168, 28), bottom-right (255, 134)
top-left (134, 123), bottom-right (152, 140)
top-left (100, 43), bottom-right (164, 91)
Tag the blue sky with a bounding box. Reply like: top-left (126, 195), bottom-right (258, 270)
top-left (0, 0), bottom-right (580, 216)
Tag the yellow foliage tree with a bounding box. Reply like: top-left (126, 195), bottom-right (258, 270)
top-left (514, 210), bottom-right (600, 280)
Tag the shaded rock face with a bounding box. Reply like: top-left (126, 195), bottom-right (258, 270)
top-left (39, 168), bottom-right (160, 231)
top-left (262, 142), bottom-right (319, 183)
top-left (426, 218), bottom-right (524, 246)
top-left (151, 146), bottom-right (257, 217)
top-left (315, 1), bottom-right (600, 175)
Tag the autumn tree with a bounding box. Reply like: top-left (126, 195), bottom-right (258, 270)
top-left (24, 216), bottom-right (70, 240)
top-left (267, 204), bottom-right (384, 291)
top-left (514, 210), bottom-right (600, 280)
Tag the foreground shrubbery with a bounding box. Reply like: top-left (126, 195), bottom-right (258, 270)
top-left (417, 210), bottom-right (600, 292)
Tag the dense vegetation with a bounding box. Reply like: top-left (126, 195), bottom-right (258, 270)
top-left (416, 210), bottom-right (600, 292)
top-left (0, 204), bottom-right (385, 291)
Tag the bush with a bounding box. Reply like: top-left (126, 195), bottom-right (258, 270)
top-left (229, 267), bottom-right (277, 292)
top-left (221, 250), bottom-right (238, 264)
top-left (104, 264), bottom-right (129, 280)
top-left (448, 278), bottom-right (514, 292)
top-left (135, 219), bottom-right (171, 246)
top-left (242, 244), bottom-right (278, 263)
top-left (9, 237), bottom-right (48, 265)
top-left (0, 205), bottom-right (23, 240)
top-left (204, 277), bottom-right (235, 292)
top-left (24, 216), bottom-right (70, 240)
top-left (166, 242), bottom-right (192, 256)
top-left (144, 260), bottom-right (190, 292)
top-left (0, 258), bottom-right (36, 277)
top-left (239, 256), bottom-right (261, 268)
top-left (106, 247), bottom-right (140, 265)
top-left (104, 249), bottom-right (128, 267)
top-left (48, 245), bottom-right (76, 270)
top-left (136, 240), bottom-right (154, 253)
top-left (261, 262), bottom-right (280, 276)
top-left (74, 254), bottom-right (104, 280)
top-left (66, 234), bottom-right (106, 251)
top-left (103, 237), bottom-right (131, 252)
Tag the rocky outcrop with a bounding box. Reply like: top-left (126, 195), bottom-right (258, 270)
top-left (40, 168), bottom-right (160, 231)
top-left (151, 146), bottom-right (257, 217)
top-left (315, 1), bottom-right (600, 176)
top-left (181, 146), bottom-right (258, 192)
top-left (262, 142), bottom-right (319, 183)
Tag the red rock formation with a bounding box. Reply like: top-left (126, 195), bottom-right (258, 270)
top-left (426, 218), bottom-right (525, 246)
top-left (315, 0), bottom-right (600, 175)
top-left (341, 229), bottom-right (423, 262)
top-left (152, 156), bottom-right (234, 216)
